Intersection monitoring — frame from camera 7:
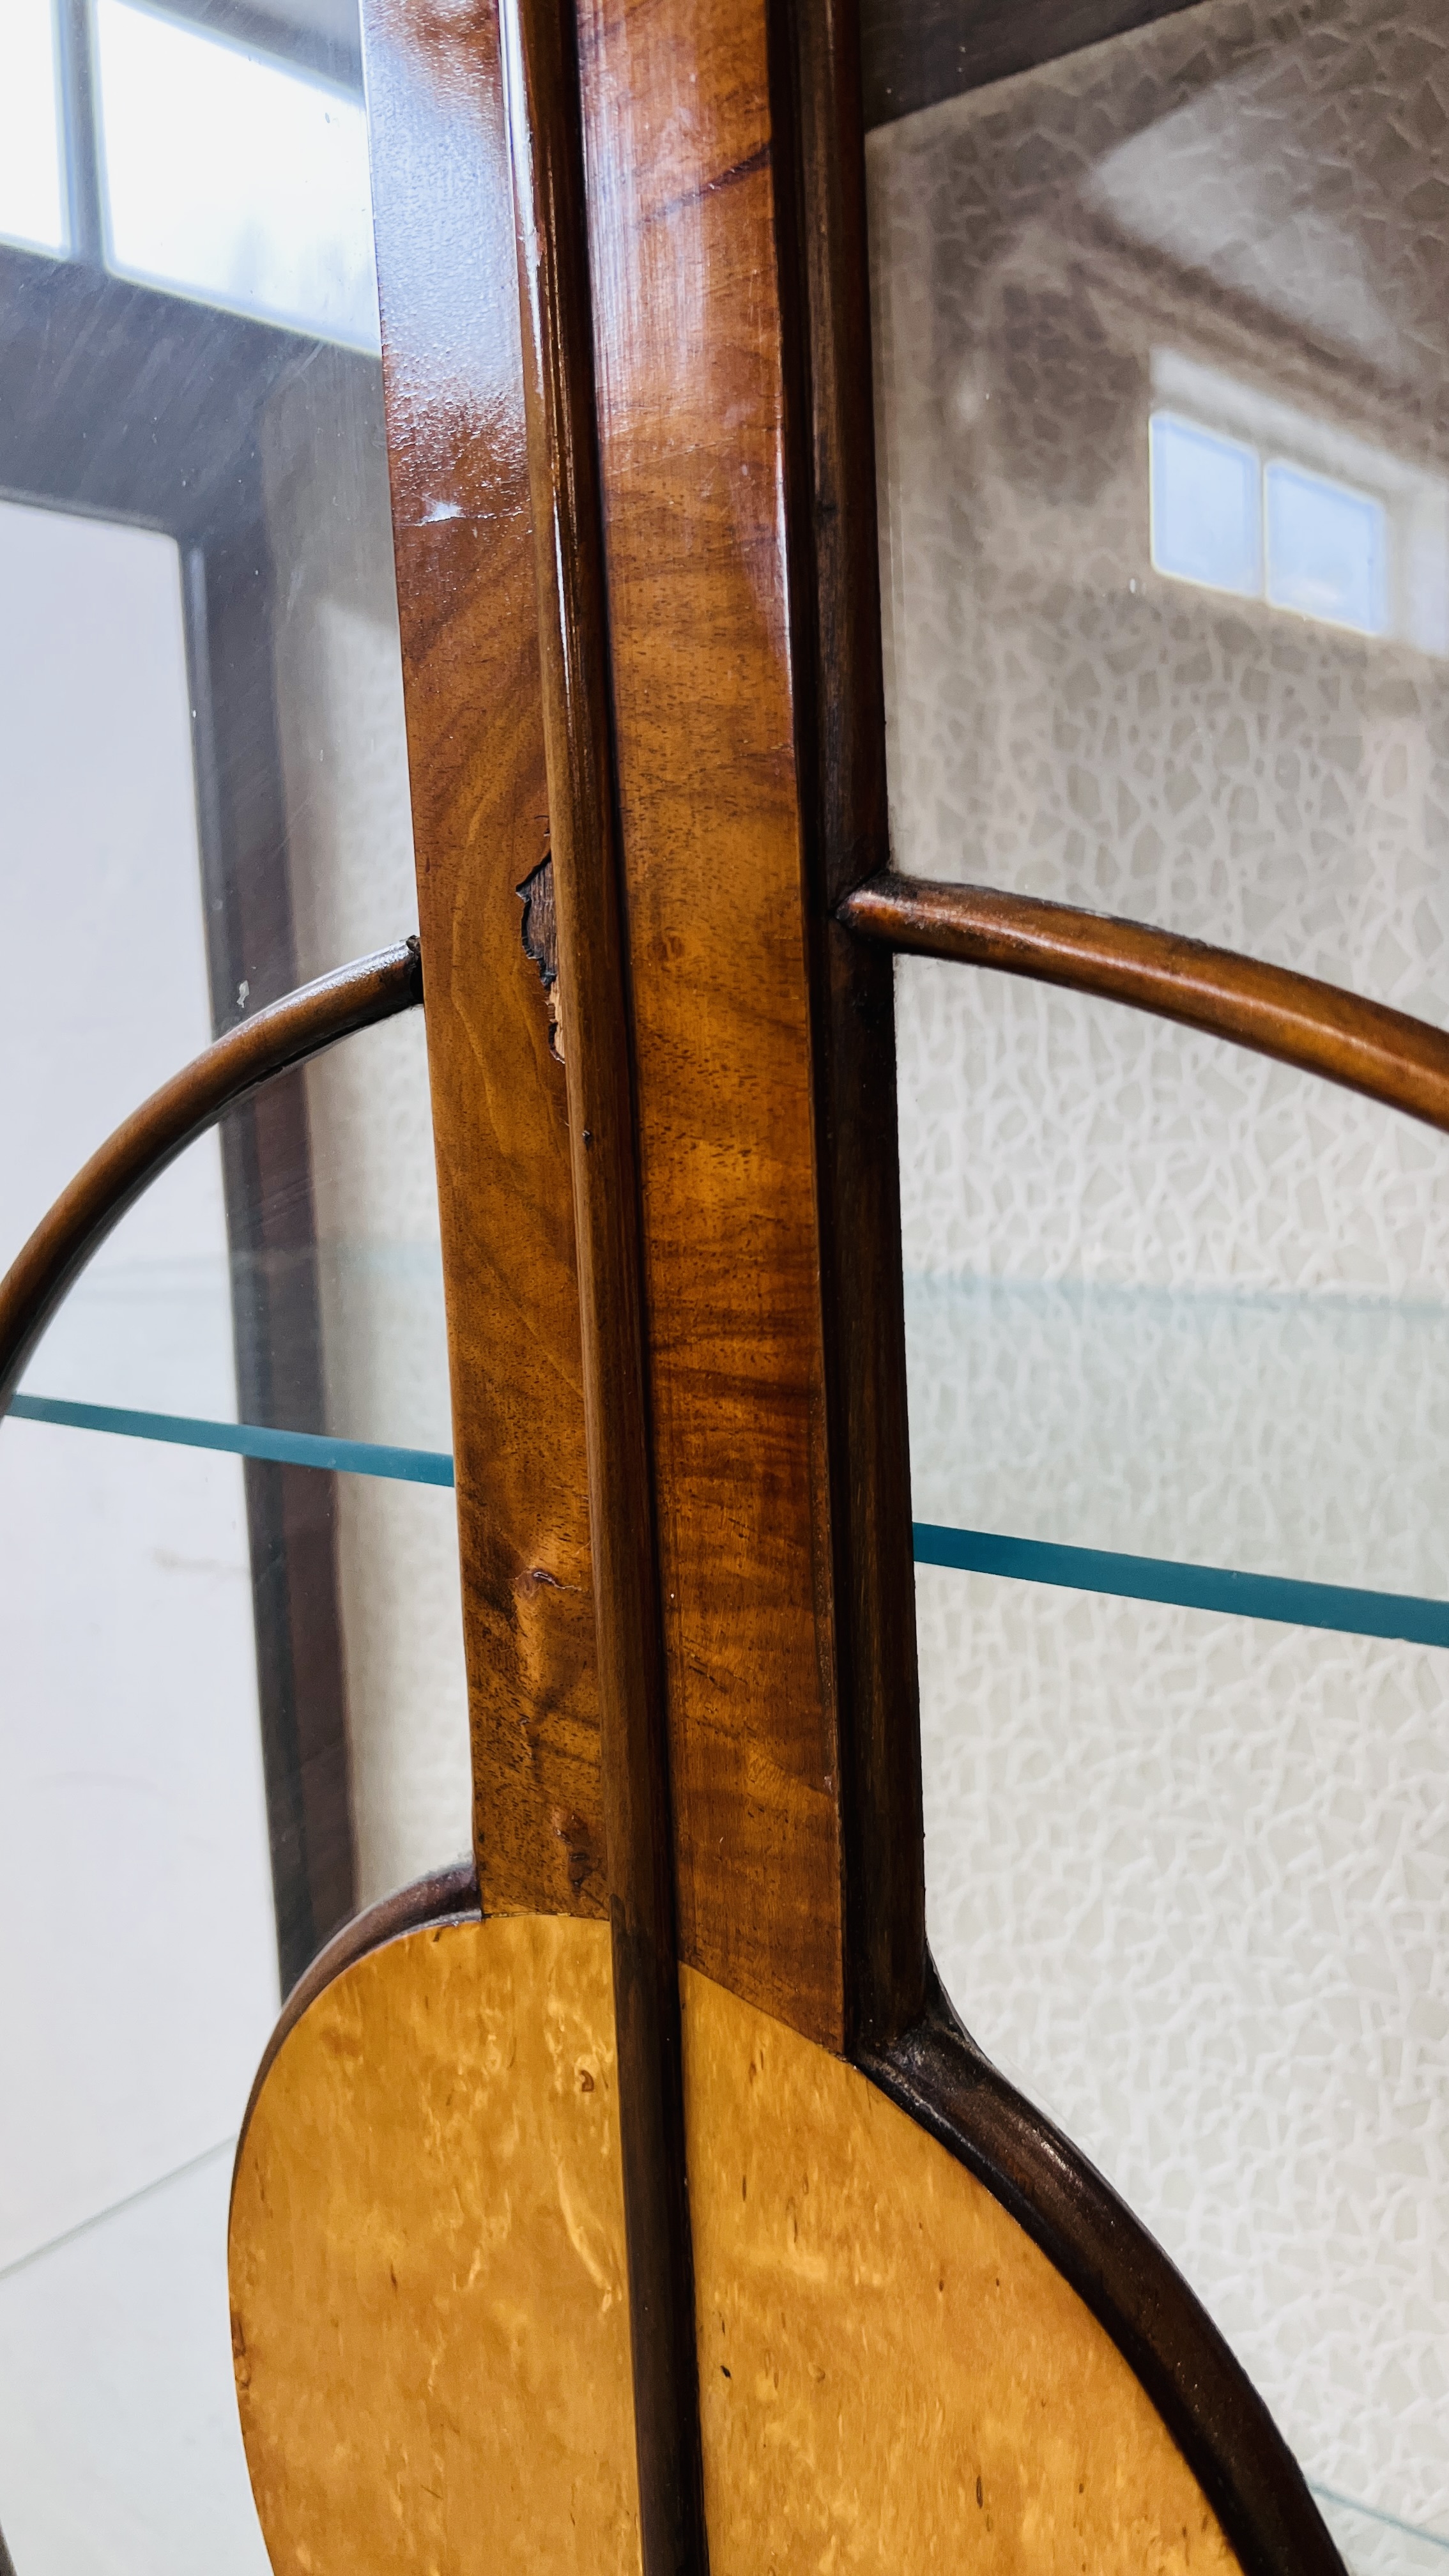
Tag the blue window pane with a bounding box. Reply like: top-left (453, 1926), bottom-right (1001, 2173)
top-left (1149, 411), bottom-right (1261, 596)
top-left (1265, 460), bottom-right (1387, 637)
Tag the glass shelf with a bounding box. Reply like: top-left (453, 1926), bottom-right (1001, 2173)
top-left (905, 1271), bottom-right (1449, 1620)
top-left (10, 1018), bottom-right (454, 1476)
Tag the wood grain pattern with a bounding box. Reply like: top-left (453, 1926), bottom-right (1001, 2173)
top-left (578, 0), bottom-right (847, 2051)
top-left (500, 0), bottom-right (707, 2559)
top-left (241, 1853), bottom-right (479, 2116)
top-left (364, 0), bottom-right (604, 1918)
top-left (230, 1910), bottom-right (641, 2576)
top-left (680, 1964), bottom-right (1239, 2576)
top-left (843, 872), bottom-right (1449, 1138)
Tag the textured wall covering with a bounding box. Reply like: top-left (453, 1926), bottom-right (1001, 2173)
top-left (868, 0), bottom-right (1449, 2553)
top-left (903, 1264), bottom-right (1449, 1595)
top-left (917, 1572), bottom-right (1449, 2548)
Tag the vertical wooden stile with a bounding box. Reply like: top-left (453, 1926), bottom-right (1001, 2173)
top-left (497, 1), bottom-right (709, 2567)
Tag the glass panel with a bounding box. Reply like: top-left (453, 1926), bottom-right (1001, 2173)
top-left (0, 486), bottom-right (468, 1924)
top-left (0, 0), bottom-right (66, 257)
top-left (1, 495), bottom-right (238, 1414)
top-left (918, 1569), bottom-right (1449, 2570)
top-left (0, 1424), bottom-right (274, 2575)
top-left (1265, 458), bottom-right (1389, 636)
top-left (900, 1008), bottom-right (1449, 1604)
top-left (0, 7), bottom-right (471, 2549)
top-left (1150, 411), bottom-right (1262, 598)
top-left (867, 0), bottom-right (1449, 2557)
top-left (0, 490), bottom-right (448, 1458)
top-left (866, 0), bottom-right (1449, 967)
top-left (13, 1034), bottom-right (452, 1460)
top-left (95, 0), bottom-right (379, 348)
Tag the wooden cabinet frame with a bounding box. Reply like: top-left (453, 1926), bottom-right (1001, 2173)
top-left (15, 0), bottom-right (1430, 2566)
top-left (348, 0), bottom-right (1350, 2568)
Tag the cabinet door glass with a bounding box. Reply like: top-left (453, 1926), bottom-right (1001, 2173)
top-left (864, 1), bottom-right (1449, 2563)
top-left (0, 6), bottom-right (469, 2566)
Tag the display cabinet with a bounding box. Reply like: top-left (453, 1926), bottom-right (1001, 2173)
top-left (3, 1), bottom-right (1446, 2570)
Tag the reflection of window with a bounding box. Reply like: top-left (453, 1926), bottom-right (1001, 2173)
top-left (1149, 351), bottom-right (1443, 650)
top-left (1149, 414), bottom-right (1260, 599)
top-left (0, 0), bottom-right (66, 257)
top-left (96, 0), bottom-right (378, 349)
top-left (0, 0), bottom-right (378, 353)
top-left (1264, 459), bottom-right (1386, 634)
top-left (1151, 411), bottom-right (1388, 636)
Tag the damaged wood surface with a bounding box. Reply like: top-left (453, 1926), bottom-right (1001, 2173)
top-left (518, 851), bottom-right (565, 1060)
top-left (363, 0), bottom-right (603, 1917)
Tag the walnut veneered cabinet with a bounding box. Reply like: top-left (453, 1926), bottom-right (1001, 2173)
top-left (222, 0), bottom-right (1399, 2564)
top-left (7, 0), bottom-right (1449, 2569)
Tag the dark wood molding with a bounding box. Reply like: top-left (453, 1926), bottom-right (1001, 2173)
top-left (859, 0), bottom-right (1208, 130)
top-left (772, 0), bottom-right (925, 2051)
top-left (863, 1973), bottom-right (1346, 2576)
top-left (187, 533), bottom-right (360, 1988)
top-left (235, 1855), bottom-right (480, 2158)
top-left (841, 871), bottom-right (1449, 1137)
top-left (238, 1450), bottom-right (353, 1988)
top-left (0, 942), bottom-right (423, 1411)
top-left (500, 0), bottom-right (708, 2563)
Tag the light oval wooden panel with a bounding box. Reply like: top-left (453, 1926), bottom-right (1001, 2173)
top-left (681, 1965), bottom-right (1241, 2576)
top-left (229, 1912), bottom-right (641, 2576)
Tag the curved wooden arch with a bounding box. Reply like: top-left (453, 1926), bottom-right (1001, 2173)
top-left (837, 866), bottom-right (1367, 2575)
top-left (0, 937), bottom-right (424, 1412)
top-left (840, 870), bottom-right (1449, 1135)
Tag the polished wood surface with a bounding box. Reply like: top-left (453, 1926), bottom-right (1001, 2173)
top-left (578, 0), bottom-right (848, 2052)
top-left (843, 872), bottom-right (1449, 1140)
top-left (364, 0), bottom-right (604, 1919)
top-left (680, 1965), bottom-right (1237, 2576)
top-left (231, 1908), bottom-right (641, 2576)
top-left (0, 940), bottom-right (421, 1412)
top-left (500, 0), bottom-right (705, 2557)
